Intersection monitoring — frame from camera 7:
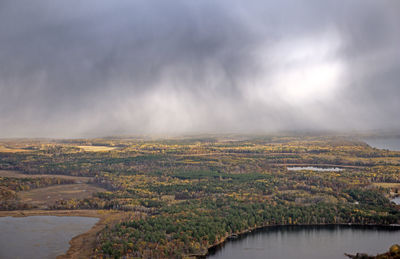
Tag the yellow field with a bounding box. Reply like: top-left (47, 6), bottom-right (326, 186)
top-left (0, 146), bottom-right (30, 153)
top-left (0, 170), bottom-right (91, 182)
top-left (77, 145), bottom-right (117, 152)
top-left (373, 182), bottom-right (400, 188)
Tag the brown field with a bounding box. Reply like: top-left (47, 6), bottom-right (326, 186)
top-left (0, 146), bottom-right (30, 153)
top-left (18, 184), bottom-right (106, 208)
top-left (0, 170), bottom-right (91, 183)
top-left (373, 182), bottom-right (400, 189)
top-left (77, 145), bottom-right (117, 152)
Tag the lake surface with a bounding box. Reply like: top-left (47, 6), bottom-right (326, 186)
top-left (0, 216), bottom-right (98, 259)
top-left (287, 166), bottom-right (343, 172)
top-left (208, 225), bottom-right (400, 259)
top-left (364, 137), bottom-right (400, 151)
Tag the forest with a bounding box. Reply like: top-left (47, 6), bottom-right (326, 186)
top-left (0, 135), bottom-right (399, 258)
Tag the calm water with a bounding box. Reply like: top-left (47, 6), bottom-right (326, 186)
top-left (208, 225), bottom-right (400, 259)
top-left (287, 166), bottom-right (343, 172)
top-left (364, 137), bottom-right (400, 151)
top-left (0, 216), bottom-right (98, 259)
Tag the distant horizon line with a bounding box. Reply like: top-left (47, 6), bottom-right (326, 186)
top-left (1, 129), bottom-right (399, 140)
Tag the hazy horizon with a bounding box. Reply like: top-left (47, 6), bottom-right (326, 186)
top-left (1, 0), bottom-right (400, 138)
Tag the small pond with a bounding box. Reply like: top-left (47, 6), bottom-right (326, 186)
top-left (287, 166), bottom-right (343, 172)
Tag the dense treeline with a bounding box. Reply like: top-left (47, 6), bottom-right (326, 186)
top-left (96, 199), bottom-right (399, 258)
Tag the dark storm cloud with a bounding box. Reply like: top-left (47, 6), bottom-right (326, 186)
top-left (0, 0), bottom-right (399, 137)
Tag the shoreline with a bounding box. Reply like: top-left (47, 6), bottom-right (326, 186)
top-left (196, 223), bottom-right (400, 258)
top-left (0, 209), bottom-right (128, 259)
top-left (1, 210), bottom-right (399, 258)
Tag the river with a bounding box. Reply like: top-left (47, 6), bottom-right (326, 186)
top-left (0, 216), bottom-right (98, 259)
top-left (208, 225), bottom-right (400, 259)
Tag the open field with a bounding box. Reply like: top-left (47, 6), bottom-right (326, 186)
top-left (18, 184), bottom-right (107, 208)
top-left (0, 146), bottom-right (30, 153)
top-left (0, 170), bottom-right (91, 182)
top-left (372, 183), bottom-right (400, 189)
top-left (77, 145), bottom-right (117, 152)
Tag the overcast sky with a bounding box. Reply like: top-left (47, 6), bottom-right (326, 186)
top-left (0, 0), bottom-right (399, 138)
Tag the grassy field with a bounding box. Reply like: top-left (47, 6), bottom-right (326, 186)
top-left (0, 146), bottom-right (30, 153)
top-left (18, 184), bottom-right (106, 208)
top-left (0, 170), bottom-right (91, 182)
top-left (77, 145), bottom-right (117, 152)
top-left (372, 183), bottom-right (400, 188)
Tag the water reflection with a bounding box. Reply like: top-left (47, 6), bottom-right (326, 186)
top-left (0, 216), bottom-right (98, 259)
top-left (208, 225), bottom-right (400, 259)
top-left (287, 166), bottom-right (343, 172)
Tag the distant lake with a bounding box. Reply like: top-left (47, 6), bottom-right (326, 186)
top-left (364, 137), bottom-right (400, 151)
top-left (208, 225), bottom-right (400, 259)
top-left (0, 216), bottom-right (98, 259)
top-left (287, 166), bottom-right (343, 172)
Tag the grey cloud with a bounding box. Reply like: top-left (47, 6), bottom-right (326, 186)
top-left (0, 0), bottom-right (399, 137)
